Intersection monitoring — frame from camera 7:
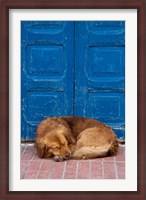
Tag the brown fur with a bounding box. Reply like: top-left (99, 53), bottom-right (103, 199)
top-left (35, 116), bottom-right (119, 162)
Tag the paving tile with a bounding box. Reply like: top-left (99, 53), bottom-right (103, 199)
top-left (116, 146), bottom-right (125, 161)
top-left (77, 160), bottom-right (90, 179)
top-left (23, 160), bottom-right (41, 179)
top-left (116, 162), bottom-right (125, 179)
top-left (21, 145), bottom-right (35, 160)
top-left (50, 161), bottom-right (65, 179)
top-left (37, 159), bottom-right (53, 179)
top-left (103, 161), bottom-right (116, 179)
top-left (32, 149), bottom-right (41, 160)
top-left (63, 160), bottom-right (77, 179)
top-left (37, 173), bottom-right (50, 179)
top-left (104, 155), bottom-right (115, 162)
top-left (91, 160), bottom-right (103, 179)
top-left (21, 145), bottom-right (26, 155)
top-left (21, 160), bottom-right (29, 179)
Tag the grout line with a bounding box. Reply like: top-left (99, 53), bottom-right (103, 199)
top-left (75, 160), bottom-right (78, 179)
top-left (28, 144), bottom-right (35, 161)
top-left (102, 160), bottom-right (115, 162)
top-left (36, 160), bottom-right (43, 179)
top-left (115, 153), bottom-right (117, 162)
top-left (21, 143), bottom-right (34, 146)
top-left (114, 157), bottom-right (118, 179)
top-left (102, 158), bottom-right (104, 179)
top-left (90, 160), bottom-right (92, 179)
top-left (48, 160), bottom-right (55, 179)
top-left (31, 147), bottom-right (36, 161)
top-left (89, 160), bottom-right (92, 179)
top-left (76, 160), bottom-right (79, 179)
top-left (62, 161), bottom-right (67, 179)
top-left (21, 144), bottom-right (27, 157)
top-left (22, 160), bottom-right (31, 179)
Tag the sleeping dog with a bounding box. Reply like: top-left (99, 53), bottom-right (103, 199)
top-left (35, 116), bottom-right (119, 162)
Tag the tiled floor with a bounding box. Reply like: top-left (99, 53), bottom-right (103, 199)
top-left (21, 143), bottom-right (125, 179)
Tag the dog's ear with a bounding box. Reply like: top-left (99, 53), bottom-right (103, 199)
top-left (65, 131), bottom-right (76, 144)
top-left (77, 132), bottom-right (83, 140)
top-left (35, 140), bottom-right (46, 158)
top-left (57, 124), bottom-right (76, 144)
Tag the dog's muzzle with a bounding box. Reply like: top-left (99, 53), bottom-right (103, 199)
top-left (54, 156), bottom-right (64, 162)
top-left (54, 152), bottom-right (71, 162)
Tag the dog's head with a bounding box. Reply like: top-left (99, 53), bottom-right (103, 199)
top-left (36, 124), bottom-right (75, 162)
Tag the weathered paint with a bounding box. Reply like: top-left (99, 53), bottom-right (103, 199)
top-left (21, 21), bottom-right (125, 141)
top-left (75, 22), bottom-right (125, 139)
top-left (21, 21), bottom-right (74, 140)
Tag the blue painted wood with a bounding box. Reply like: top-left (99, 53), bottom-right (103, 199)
top-left (21, 21), bottom-right (74, 140)
top-left (75, 21), bottom-right (125, 139)
top-left (21, 21), bottom-right (125, 141)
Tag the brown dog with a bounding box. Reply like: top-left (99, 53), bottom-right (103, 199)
top-left (35, 116), bottom-right (118, 162)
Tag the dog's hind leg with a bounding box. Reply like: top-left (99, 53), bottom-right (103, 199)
top-left (72, 143), bottom-right (112, 159)
top-left (72, 126), bottom-right (118, 159)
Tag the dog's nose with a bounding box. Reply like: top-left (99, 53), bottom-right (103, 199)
top-left (64, 152), bottom-right (71, 159)
top-left (54, 156), bottom-right (63, 162)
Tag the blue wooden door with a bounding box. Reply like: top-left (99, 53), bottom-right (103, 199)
top-left (21, 21), bottom-right (125, 141)
top-left (21, 21), bottom-right (74, 140)
top-left (75, 22), bottom-right (125, 138)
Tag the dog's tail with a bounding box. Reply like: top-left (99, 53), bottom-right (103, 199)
top-left (108, 139), bottom-right (119, 156)
top-left (72, 140), bottom-right (119, 159)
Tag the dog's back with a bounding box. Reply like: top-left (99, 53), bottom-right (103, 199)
top-left (60, 116), bottom-right (108, 137)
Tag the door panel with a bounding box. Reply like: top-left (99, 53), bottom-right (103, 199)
top-left (85, 93), bottom-right (125, 121)
top-left (21, 21), bottom-right (74, 140)
top-left (87, 21), bottom-right (125, 44)
top-left (75, 22), bottom-right (125, 138)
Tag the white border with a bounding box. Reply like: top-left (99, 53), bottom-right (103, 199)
top-left (9, 9), bottom-right (137, 191)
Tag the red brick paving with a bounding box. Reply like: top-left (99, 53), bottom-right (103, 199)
top-left (116, 146), bottom-right (125, 161)
top-left (50, 162), bottom-right (65, 179)
top-left (77, 160), bottom-right (91, 179)
top-left (21, 160), bottom-right (29, 179)
top-left (116, 161), bottom-right (125, 179)
top-left (64, 160), bottom-right (77, 179)
top-left (91, 160), bottom-right (103, 179)
top-left (21, 143), bottom-right (125, 179)
top-left (23, 160), bottom-right (42, 179)
top-left (103, 160), bottom-right (116, 179)
top-left (37, 160), bottom-right (52, 179)
top-left (21, 145), bottom-right (35, 160)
